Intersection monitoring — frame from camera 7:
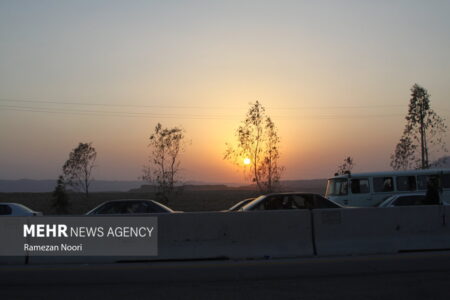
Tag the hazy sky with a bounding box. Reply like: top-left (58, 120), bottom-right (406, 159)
top-left (1, 0), bottom-right (449, 182)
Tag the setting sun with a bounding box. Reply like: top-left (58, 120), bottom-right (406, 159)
top-left (243, 158), bottom-right (251, 165)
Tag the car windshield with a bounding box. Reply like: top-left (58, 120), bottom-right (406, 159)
top-left (12, 203), bottom-right (35, 212)
top-left (241, 196), bottom-right (265, 210)
top-left (378, 196), bottom-right (396, 207)
top-left (228, 199), bottom-right (253, 211)
top-left (89, 200), bottom-right (173, 215)
top-left (326, 179), bottom-right (348, 196)
top-left (246, 194), bottom-right (342, 211)
top-left (152, 201), bottom-right (175, 213)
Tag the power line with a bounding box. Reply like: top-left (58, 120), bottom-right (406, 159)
top-left (0, 105), bottom-right (404, 120)
top-left (5, 97), bottom-right (442, 121)
top-left (0, 98), bottom-right (408, 111)
top-left (0, 105), bottom-right (236, 120)
top-left (0, 104), bottom-right (237, 118)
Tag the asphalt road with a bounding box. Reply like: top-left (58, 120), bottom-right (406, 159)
top-left (1, 251), bottom-right (450, 299)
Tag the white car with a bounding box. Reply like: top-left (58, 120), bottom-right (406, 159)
top-left (240, 192), bottom-right (344, 211)
top-left (0, 203), bottom-right (43, 216)
top-left (377, 193), bottom-right (428, 208)
top-left (85, 199), bottom-right (177, 215)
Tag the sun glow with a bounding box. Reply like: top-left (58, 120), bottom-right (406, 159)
top-left (243, 157), bottom-right (251, 165)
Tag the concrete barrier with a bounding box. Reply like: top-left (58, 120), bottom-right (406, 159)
top-left (157, 210), bottom-right (314, 260)
top-left (313, 206), bottom-right (450, 256)
top-left (6, 206), bottom-right (450, 264)
top-left (0, 217), bottom-right (27, 264)
top-left (26, 210), bottom-right (314, 264)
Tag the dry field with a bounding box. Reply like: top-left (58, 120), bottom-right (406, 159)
top-left (0, 179), bottom-right (326, 215)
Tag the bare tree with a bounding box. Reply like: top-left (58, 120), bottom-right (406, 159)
top-left (391, 84), bottom-right (447, 169)
top-left (62, 142), bottom-right (97, 198)
top-left (336, 156), bottom-right (354, 175)
top-left (143, 123), bottom-right (185, 203)
top-left (224, 101), bottom-right (283, 193)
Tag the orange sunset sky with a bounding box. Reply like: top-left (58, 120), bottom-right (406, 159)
top-left (1, 1), bottom-right (449, 183)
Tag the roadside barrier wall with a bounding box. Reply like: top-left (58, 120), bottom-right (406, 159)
top-left (4, 206), bottom-right (450, 265)
top-left (27, 210), bottom-right (314, 264)
top-left (313, 206), bottom-right (449, 256)
top-left (157, 210), bottom-right (314, 260)
top-left (0, 218), bottom-right (27, 265)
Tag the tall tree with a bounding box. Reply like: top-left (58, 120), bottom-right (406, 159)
top-left (224, 101), bottom-right (283, 193)
top-left (391, 84), bottom-right (447, 170)
top-left (143, 123), bottom-right (185, 203)
top-left (62, 142), bottom-right (97, 198)
top-left (336, 156), bottom-right (354, 175)
top-left (52, 175), bottom-right (69, 214)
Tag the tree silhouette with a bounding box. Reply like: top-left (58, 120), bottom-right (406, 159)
top-left (62, 142), bottom-right (97, 198)
top-left (336, 156), bottom-right (354, 175)
top-left (391, 84), bottom-right (447, 170)
top-left (225, 101), bottom-right (283, 193)
top-left (143, 123), bottom-right (185, 204)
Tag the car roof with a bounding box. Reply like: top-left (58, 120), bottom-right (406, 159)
top-left (0, 203), bottom-right (36, 213)
top-left (386, 193), bottom-right (426, 199)
top-left (378, 193), bottom-right (427, 207)
top-left (329, 168), bottom-right (450, 180)
top-left (0, 202), bottom-right (34, 208)
top-left (89, 199), bottom-right (175, 213)
top-left (259, 192), bottom-right (322, 197)
top-left (241, 192), bottom-right (342, 210)
top-left (98, 199), bottom-right (155, 203)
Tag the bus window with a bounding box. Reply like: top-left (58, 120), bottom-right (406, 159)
top-left (396, 176), bottom-right (417, 191)
top-left (374, 177), bottom-right (394, 192)
top-left (351, 178), bottom-right (370, 194)
top-left (326, 179), bottom-right (348, 196)
top-left (443, 174), bottom-right (450, 189)
top-left (417, 175), bottom-right (429, 190)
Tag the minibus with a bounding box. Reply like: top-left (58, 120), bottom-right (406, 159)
top-left (325, 169), bottom-right (450, 207)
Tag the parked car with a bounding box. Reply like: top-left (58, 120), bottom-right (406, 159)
top-left (0, 203), bottom-right (43, 216)
top-left (224, 198), bottom-right (255, 212)
top-left (86, 199), bottom-right (177, 215)
top-left (239, 192), bottom-right (344, 211)
top-left (377, 193), bottom-right (430, 207)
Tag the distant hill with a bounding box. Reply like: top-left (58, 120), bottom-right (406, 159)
top-left (129, 179), bottom-right (328, 194)
top-left (0, 179), bottom-right (242, 193)
top-left (0, 178), bottom-right (328, 194)
top-left (0, 179), bottom-right (143, 193)
top-left (130, 184), bottom-right (231, 193)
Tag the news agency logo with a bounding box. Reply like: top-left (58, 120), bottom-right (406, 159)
top-left (24, 224), bottom-right (69, 237)
top-left (0, 217), bottom-right (158, 256)
top-left (23, 224), bottom-right (155, 238)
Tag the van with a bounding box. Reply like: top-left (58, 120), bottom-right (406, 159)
top-left (325, 169), bottom-right (450, 207)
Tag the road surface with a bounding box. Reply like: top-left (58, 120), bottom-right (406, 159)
top-left (1, 251), bottom-right (450, 299)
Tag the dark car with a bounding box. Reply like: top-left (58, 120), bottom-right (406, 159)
top-left (86, 199), bottom-right (176, 215)
top-left (0, 203), bottom-right (43, 216)
top-left (240, 192), bottom-right (344, 211)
